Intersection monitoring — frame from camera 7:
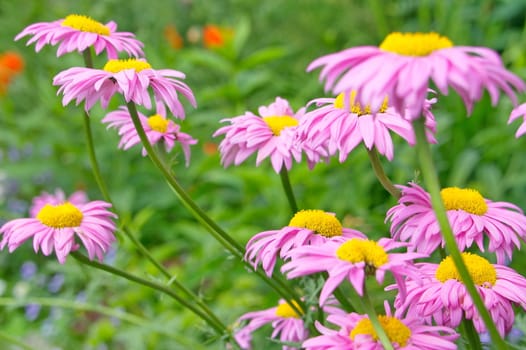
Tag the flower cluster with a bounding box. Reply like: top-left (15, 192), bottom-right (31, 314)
top-left (231, 31), bottom-right (526, 350)
top-left (8, 11), bottom-right (526, 350)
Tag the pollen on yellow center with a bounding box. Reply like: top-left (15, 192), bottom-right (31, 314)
top-left (103, 59), bottom-right (152, 73)
top-left (350, 315), bottom-right (411, 347)
top-left (435, 253), bottom-right (497, 287)
top-left (274, 300), bottom-right (303, 318)
top-left (62, 14), bottom-right (110, 36)
top-left (440, 187), bottom-right (488, 215)
top-left (288, 209), bottom-right (343, 237)
top-left (262, 115), bottom-right (299, 136)
top-left (334, 91), bottom-right (388, 116)
top-left (336, 238), bottom-right (388, 268)
top-left (379, 32), bottom-right (453, 56)
top-left (147, 114), bottom-right (169, 133)
top-left (36, 202), bottom-right (83, 228)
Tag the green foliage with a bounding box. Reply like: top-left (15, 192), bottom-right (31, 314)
top-left (1, 0), bottom-right (526, 349)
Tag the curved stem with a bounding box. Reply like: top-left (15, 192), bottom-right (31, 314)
top-left (413, 118), bottom-right (507, 349)
top-left (125, 101), bottom-right (304, 315)
top-left (71, 251), bottom-right (231, 342)
top-left (362, 284), bottom-right (394, 350)
top-left (366, 147), bottom-right (400, 199)
top-left (279, 168), bottom-right (298, 214)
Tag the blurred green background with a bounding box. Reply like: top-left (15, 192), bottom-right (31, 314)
top-left (2, 0), bottom-right (526, 349)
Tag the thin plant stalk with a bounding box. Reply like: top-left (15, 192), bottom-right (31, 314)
top-left (459, 318), bottom-right (483, 350)
top-left (413, 118), bottom-right (507, 349)
top-left (366, 147), bottom-right (400, 198)
top-left (71, 251), bottom-right (236, 346)
top-left (279, 167), bottom-right (298, 214)
top-left (361, 283), bottom-right (394, 350)
top-left (125, 101), bottom-right (304, 316)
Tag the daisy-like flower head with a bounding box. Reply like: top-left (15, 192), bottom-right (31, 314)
top-left (386, 182), bottom-right (526, 264)
top-left (395, 253), bottom-right (526, 336)
top-left (234, 299), bottom-right (308, 350)
top-left (29, 188), bottom-right (88, 218)
top-left (213, 97), bottom-right (309, 173)
top-left (15, 14), bottom-right (144, 59)
top-left (245, 209), bottom-right (366, 277)
top-left (303, 302), bottom-right (458, 350)
top-left (308, 32), bottom-right (525, 120)
top-left (102, 105), bottom-right (197, 165)
top-left (52, 58), bottom-right (196, 117)
top-left (298, 91), bottom-right (437, 163)
top-left (0, 196), bottom-right (117, 264)
top-left (281, 237), bottom-right (425, 305)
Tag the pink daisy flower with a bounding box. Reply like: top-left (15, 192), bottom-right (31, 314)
top-left (52, 58), bottom-right (196, 117)
top-left (394, 253), bottom-right (526, 336)
top-left (102, 105), bottom-right (197, 165)
top-left (308, 32), bottom-right (525, 119)
top-left (281, 237), bottom-right (424, 305)
top-left (15, 14), bottom-right (144, 59)
top-left (386, 182), bottom-right (526, 264)
top-left (212, 97), bottom-right (310, 173)
top-left (303, 302), bottom-right (458, 349)
top-left (29, 188), bottom-right (88, 218)
top-left (0, 197), bottom-right (117, 264)
top-left (234, 299), bottom-right (308, 350)
top-left (508, 102), bottom-right (526, 137)
top-left (298, 91), bottom-right (437, 163)
top-left (245, 209), bottom-right (366, 277)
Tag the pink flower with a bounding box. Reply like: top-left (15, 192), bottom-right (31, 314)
top-left (245, 209), bottom-right (366, 277)
top-left (508, 102), bottom-right (526, 137)
top-left (52, 58), bottom-right (196, 117)
top-left (0, 196), bottom-right (117, 264)
top-left (29, 189), bottom-right (88, 218)
top-left (308, 32), bottom-right (525, 119)
top-left (303, 302), bottom-right (458, 349)
top-left (281, 237), bottom-right (424, 305)
top-left (102, 105), bottom-right (197, 165)
top-left (15, 14), bottom-right (144, 59)
top-left (298, 91), bottom-right (437, 163)
top-left (386, 182), bottom-right (526, 264)
top-left (394, 253), bottom-right (526, 336)
top-left (234, 299), bottom-right (308, 350)
top-left (213, 97), bottom-right (309, 173)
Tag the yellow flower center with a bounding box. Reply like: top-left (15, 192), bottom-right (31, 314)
top-left (147, 114), bottom-right (169, 133)
top-left (36, 202), bottom-right (83, 228)
top-left (334, 91), bottom-right (388, 116)
top-left (274, 300), bottom-right (303, 318)
top-left (288, 210), bottom-right (343, 237)
top-left (440, 187), bottom-right (488, 215)
top-left (379, 32), bottom-right (453, 56)
top-left (435, 253), bottom-right (497, 287)
top-left (350, 315), bottom-right (411, 347)
top-left (103, 59), bottom-right (152, 73)
top-left (61, 14), bottom-right (110, 36)
top-left (336, 239), bottom-right (388, 269)
top-left (262, 116), bottom-right (299, 136)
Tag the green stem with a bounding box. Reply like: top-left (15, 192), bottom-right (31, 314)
top-left (362, 284), bottom-right (394, 350)
top-left (279, 168), bottom-right (298, 214)
top-left (366, 147), bottom-right (400, 198)
top-left (71, 251), bottom-right (230, 341)
top-left (125, 101), bottom-right (304, 316)
top-left (413, 119), bottom-right (507, 349)
top-left (0, 331), bottom-right (33, 350)
top-left (0, 297), bottom-right (205, 347)
top-left (459, 318), bottom-right (483, 350)
top-left (79, 50), bottom-right (223, 327)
